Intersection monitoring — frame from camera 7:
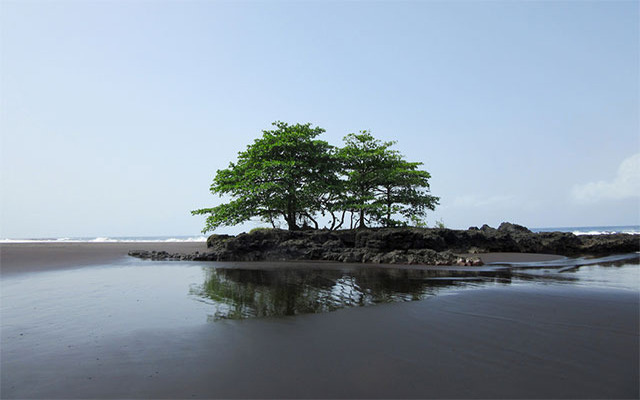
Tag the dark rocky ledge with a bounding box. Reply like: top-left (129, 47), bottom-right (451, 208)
top-left (128, 222), bottom-right (639, 266)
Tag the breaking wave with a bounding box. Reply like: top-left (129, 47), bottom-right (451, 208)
top-left (532, 225), bottom-right (640, 236)
top-left (0, 236), bottom-right (207, 243)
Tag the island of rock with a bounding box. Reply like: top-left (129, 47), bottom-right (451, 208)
top-left (128, 223), bottom-right (640, 266)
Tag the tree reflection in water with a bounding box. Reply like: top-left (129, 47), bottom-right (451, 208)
top-left (189, 266), bottom-right (512, 320)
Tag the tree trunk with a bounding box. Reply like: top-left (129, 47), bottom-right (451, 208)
top-left (269, 213), bottom-right (276, 229)
top-left (286, 209), bottom-right (298, 230)
top-left (358, 208), bottom-right (366, 229)
top-left (304, 213), bottom-right (319, 230)
top-left (386, 187), bottom-right (392, 228)
top-left (287, 218), bottom-right (299, 230)
top-left (333, 210), bottom-right (346, 231)
top-left (286, 189), bottom-right (298, 230)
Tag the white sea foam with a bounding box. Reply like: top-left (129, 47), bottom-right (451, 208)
top-left (92, 237), bottom-right (117, 242)
top-left (164, 237), bottom-right (208, 242)
top-left (0, 236), bottom-right (208, 243)
top-left (534, 226), bottom-right (640, 236)
top-left (572, 229), bottom-right (640, 236)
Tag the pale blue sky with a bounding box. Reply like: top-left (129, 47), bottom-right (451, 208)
top-left (1, 0), bottom-right (638, 238)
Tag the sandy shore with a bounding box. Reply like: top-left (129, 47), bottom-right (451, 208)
top-left (0, 242), bottom-right (207, 276)
top-left (1, 243), bottom-right (638, 398)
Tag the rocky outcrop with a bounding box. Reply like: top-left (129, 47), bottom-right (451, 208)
top-left (128, 223), bottom-right (639, 266)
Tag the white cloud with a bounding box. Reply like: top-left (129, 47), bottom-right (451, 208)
top-left (572, 153), bottom-right (640, 203)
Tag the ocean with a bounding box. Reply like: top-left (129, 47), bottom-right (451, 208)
top-left (531, 225), bottom-right (640, 235)
top-left (0, 235), bottom-right (208, 243)
top-left (1, 225), bottom-right (638, 243)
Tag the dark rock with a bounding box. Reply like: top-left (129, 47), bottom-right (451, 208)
top-left (498, 222), bottom-right (532, 234)
top-left (480, 224), bottom-right (496, 232)
top-left (206, 234), bottom-right (234, 248)
top-left (338, 249), bottom-right (364, 263)
top-left (128, 223), bottom-right (639, 266)
top-left (579, 233), bottom-right (640, 255)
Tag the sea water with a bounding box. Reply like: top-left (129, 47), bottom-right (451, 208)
top-left (1, 225), bottom-right (638, 242)
top-left (531, 225), bottom-right (640, 235)
top-left (0, 235), bottom-right (208, 243)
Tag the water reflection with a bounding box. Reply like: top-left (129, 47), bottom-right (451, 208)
top-left (190, 266), bottom-right (512, 320)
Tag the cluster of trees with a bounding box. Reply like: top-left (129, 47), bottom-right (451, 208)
top-left (192, 121), bottom-right (439, 232)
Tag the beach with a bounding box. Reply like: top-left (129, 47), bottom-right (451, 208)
top-left (1, 242), bottom-right (638, 398)
top-left (0, 242), bottom-right (207, 277)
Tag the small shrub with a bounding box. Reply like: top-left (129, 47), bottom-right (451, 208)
top-left (249, 227), bottom-right (273, 234)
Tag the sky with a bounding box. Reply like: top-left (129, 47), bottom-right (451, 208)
top-left (1, 0), bottom-right (638, 238)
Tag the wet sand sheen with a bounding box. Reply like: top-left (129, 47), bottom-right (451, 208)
top-left (3, 285), bottom-right (638, 399)
top-left (1, 243), bottom-right (638, 398)
top-left (0, 242), bottom-right (207, 276)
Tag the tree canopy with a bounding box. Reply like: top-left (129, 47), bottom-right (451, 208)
top-left (191, 122), bottom-right (335, 231)
top-left (192, 122), bottom-right (439, 232)
top-left (338, 131), bottom-right (438, 229)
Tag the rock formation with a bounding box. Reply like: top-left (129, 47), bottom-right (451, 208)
top-left (128, 223), bottom-right (639, 266)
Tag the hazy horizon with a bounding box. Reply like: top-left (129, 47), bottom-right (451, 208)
top-left (2, 1), bottom-right (638, 238)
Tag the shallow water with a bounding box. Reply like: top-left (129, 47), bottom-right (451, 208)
top-left (1, 257), bottom-right (637, 336)
top-left (0, 260), bottom-right (509, 338)
top-left (1, 257), bottom-right (638, 399)
top-left (509, 256), bottom-right (640, 290)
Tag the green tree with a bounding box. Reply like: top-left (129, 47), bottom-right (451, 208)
top-left (192, 121), bottom-right (335, 232)
top-left (338, 131), bottom-right (397, 228)
top-left (373, 157), bottom-right (439, 227)
top-left (338, 131), bottom-right (439, 228)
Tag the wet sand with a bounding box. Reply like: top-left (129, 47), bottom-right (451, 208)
top-left (0, 242), bottom-right (207, 276)
top-left (3, 284), bottom-right (638, 398)
top-left (1, 243), bottom-right (638, 398)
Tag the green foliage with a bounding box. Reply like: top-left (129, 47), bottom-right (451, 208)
top-left (192, 121), bottom-right (335, 231)
top-left (338, 131), bottom-right (397, 228)
top-left (249, 227), bottom-right (275, 234)
top-left (434, 218), bottom-right (446, 229)
top-left (409, 215), bottom-right (429, 228)
top-left (338, 131), bottom-right (439, 228)
top-left (193, 122), bottom-right (439, 232)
